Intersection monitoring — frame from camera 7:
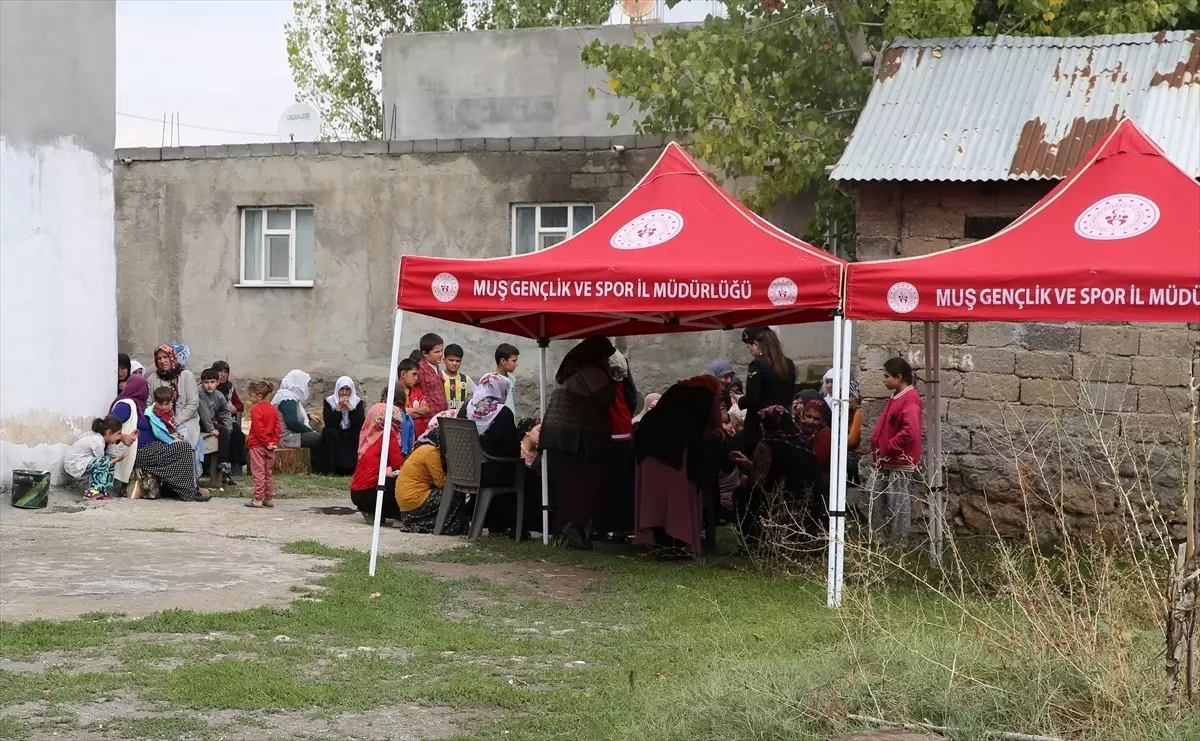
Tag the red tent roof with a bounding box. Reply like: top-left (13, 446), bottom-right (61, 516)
top-left (845, 119), bottom-right (1200, 323)
top-left (397, 142), bottom-right (845, 341)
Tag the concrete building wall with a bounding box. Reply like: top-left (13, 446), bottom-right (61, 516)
top-left (381, 25), bottom-right (683, 140)
top-left (0, 0), bottom-right (116, 487)
top-left (114, 139), bottom-right (830, 413)
top-left (853, 180), bottom-right (1198, 540)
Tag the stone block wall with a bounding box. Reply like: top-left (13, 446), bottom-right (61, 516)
top-left (854, 181), bottom-right (1199, 539)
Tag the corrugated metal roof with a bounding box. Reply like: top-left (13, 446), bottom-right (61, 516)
top-left (830, 31), bottom-right (1200, 181)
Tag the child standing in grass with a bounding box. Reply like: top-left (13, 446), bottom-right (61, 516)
top-left (246, 380), bottom-right (281, 508)
top-left (64, 417), bottom-right (126, 500)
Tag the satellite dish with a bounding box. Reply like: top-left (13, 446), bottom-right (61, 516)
top-left (278, 103), bottom-right (322, 142)
top-left (620, 0), bottom-right (656, 21)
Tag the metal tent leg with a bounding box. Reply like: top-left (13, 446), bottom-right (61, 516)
top-left (369, 308), bottom-right (404, 577)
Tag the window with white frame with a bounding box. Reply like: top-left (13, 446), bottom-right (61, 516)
top-left (239, 207), bottom-right (315, 286)
top-left (511, 204), bottom-right (595, 255)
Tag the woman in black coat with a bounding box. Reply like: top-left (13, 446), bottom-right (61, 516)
top-left (737, 327), bottom-right (796, 455)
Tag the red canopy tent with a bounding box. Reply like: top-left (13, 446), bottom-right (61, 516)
top-left (837, 119), bottom-right (1200, 584)
top-left (845, 119), bottom-right (1200, 323)
top-left (366, 142), bottom-right (850, 575)
top-left (397, 142), bottom-right (845, 340)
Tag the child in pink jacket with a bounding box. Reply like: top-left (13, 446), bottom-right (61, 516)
top-left (868, 357), bottom-right (923, 541)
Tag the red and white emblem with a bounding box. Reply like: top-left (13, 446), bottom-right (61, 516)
top-left (768, 277), bottom-right (799, 306)
top-left (1074, 194), bottom-right (1159, 240)
top-left (609, 209), bottom-right (684, 250)
top-left (887, 282), bottom-right (919, 314)
top-left (431, 272), bottom-right (459, 303)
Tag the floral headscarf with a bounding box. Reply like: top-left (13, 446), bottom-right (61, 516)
top-left (608, 350), bottom-right (629, 382)
top-left (760, 404), bottom-right (803, 446)
top-left (466, 373), bottom-right (511, 433)
top-left (358, 401), bottom-right (404, 457)
top-left (416, 409), bottom-right (458, 449)
top-left (153, 343), bottom-right (188, 408)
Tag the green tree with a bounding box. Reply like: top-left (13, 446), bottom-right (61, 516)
top-left (287, 0), bottom-right (613, 140)
top-left (583, 0), bottom-right (1199, 250)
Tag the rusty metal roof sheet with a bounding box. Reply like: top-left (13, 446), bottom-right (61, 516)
top-left (830, 31), bottom-right (1200, 181)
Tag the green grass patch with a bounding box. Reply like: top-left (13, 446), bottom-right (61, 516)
top-left (0, 534), bottom-right (1190, 741)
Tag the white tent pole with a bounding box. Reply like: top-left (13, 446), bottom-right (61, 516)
top-left (930, 321), bottom-right (944, 566)
top-left (538, 321), bottom-right (550, 546)
top-left (833, 318), bottom-right (853, 607)
top-left (369, 308), bottom-right (404, 577)
top-left (826, 314), bottom-right (845, 608)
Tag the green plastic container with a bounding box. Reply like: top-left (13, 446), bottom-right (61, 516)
top-left (11, 469), bottom-right (50, 509)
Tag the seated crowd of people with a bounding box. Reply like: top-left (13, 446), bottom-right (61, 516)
top-left (73, 328), bottom-right (921, 555)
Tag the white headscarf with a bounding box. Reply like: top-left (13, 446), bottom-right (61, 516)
top-left (823, 368), bottom-right (835, 409)
top-left (466, 373), bottom-right (512, 434)
top-left (608, 349), bottom-right (629, 382)
top-left (130, 360), bottom-right (144, 375)
top-left (273, 369), bottom-right (311, 406)
top-left (326, 376), bottom-right (361, 429)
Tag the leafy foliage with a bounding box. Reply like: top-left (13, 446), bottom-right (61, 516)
top-left (287, 0), bottom-right (612, 140)
top-left (585, 0), bottom-right (1200, 250)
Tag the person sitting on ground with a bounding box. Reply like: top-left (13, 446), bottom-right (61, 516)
top-left (731, 405), bottom-right (822, 549)
top-left (198, 367), bottom-right (234, 486)
top-left (64, 416), bottom-right (126, 500)
top-left (108, 375), bottom-right (146, 494)
top-left (412, 333), bottom-right (448, 438)
top-left (395, 412), bottom-right (470, 534)
top-left (868, 357), bottom-right (922, 541)
top-left (442, 344), bottom-right (477, 409)
top-left (349, 395), bottom-right (406, 526)
top-left (272, 370), bottom-right (322, 458)
top-left (246, 380), bottom-right (281, 508)
top-left (633, 374), bottom-right (724, 558)
top-left (117, 377), bottom-right (210, 502)
top-left (494, 343), bottom-right (520, 414)
top-left (320, 376), bottom-right (365, 476)
top-left (796, 399), bottom-right (832, 472)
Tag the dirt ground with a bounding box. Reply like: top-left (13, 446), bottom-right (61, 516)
top-left (0, 490), bottom-right (465, 621)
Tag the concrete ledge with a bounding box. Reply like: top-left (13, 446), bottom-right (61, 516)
top-left (116, 135), bottom-right (670, 162)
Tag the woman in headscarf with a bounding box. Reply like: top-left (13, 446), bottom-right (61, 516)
top-left (130, 360), bottom-right (145, 377)
top-left (395, 411), bottom-right (470, 535)
top-left (601, 349), bottom-right (638, 537)
top-left (108, 374), bottom-right (145, 492)
top-left (634, 374), bottom-right (723, 558)
top-left (272, 370), bottom-right (322, 456)
top-left (109, 375), bottom-right (210, 502)
top-left (706, 360), bottom-right (736, 388)
top-left (145, 343), bottom-right (201, 453)
top-left (732, 405), bottom-right (823, 548)
top-left (467, 373), bottom-right (519, 460)
top-left (118, 353), bottom-right (131, 393)
top-left (737, 327), bottom-right (796, 455)
top-left (320, 376), bottom-right (365, 476)
top-left (210, 361), bottom-right (245, 479)
top-left (540, 336), bottom-right (617, 549)
top-left (349, 394), bottom-right (405, 525)
top-left (846, 380), bottom-right (863, 486)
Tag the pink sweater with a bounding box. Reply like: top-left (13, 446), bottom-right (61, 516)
top-left (869, 386), bottom-right (923, 469)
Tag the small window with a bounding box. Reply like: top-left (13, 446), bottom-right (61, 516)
top-left (963, 215), bottom-right (1018, 240)
top-left (240, 207), bottom-right (315, 286)
top-left (511, 204), bottom-right (595, 255)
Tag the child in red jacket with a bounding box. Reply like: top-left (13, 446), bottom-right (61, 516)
top-left (246, 380), bottom-right (281, 508)
top-left (868, 357), bottom-right (923, 541)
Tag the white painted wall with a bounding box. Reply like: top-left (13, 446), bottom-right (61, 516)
top-left (0, 0), bottom-right (117, 489)
top-left (0, 139), bottom-right (117, 487)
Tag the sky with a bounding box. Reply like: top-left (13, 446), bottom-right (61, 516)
top-left (115, 0), bottom-right (719, 148)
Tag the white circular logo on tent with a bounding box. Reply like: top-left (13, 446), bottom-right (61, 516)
top-left (1074, 194), bottom-right (1160, 240)
top-left (431, 273), bottom-right (459, 303)
top-left (887, 282), bottom-right (919, 314)
top-left (768, 277), bottom-right (798, 306)
top-left (609, 209), bottom-right (684, 250)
